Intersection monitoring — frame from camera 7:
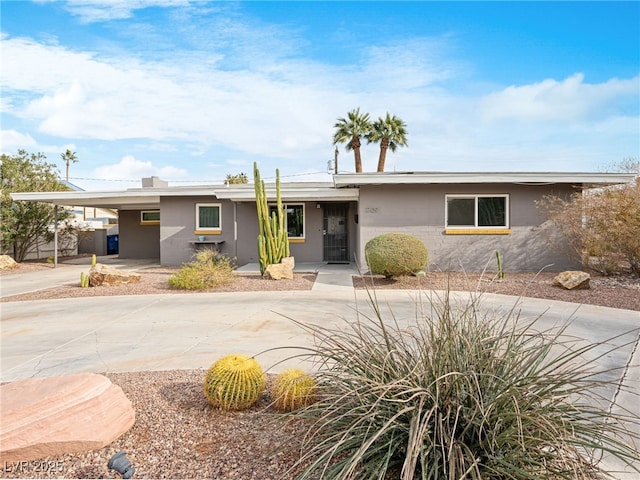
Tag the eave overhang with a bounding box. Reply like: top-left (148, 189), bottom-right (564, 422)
top-left (10, 183), bottom-right (359, 209)
top-left (333, 172), bottom-right (636, 187)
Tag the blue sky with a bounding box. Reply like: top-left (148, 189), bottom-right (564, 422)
top-left (1, 1), bottom-right (638, 190)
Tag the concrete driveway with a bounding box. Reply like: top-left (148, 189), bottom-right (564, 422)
top-left (1, 262), bottom-right (638, 477)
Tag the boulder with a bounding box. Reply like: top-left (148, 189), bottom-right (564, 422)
top-left (89, 263), bottom-right (141, 286)
top-left (0, 373), bottom-right (135, 463)
top-left (264, 256), bottom-right (295, 280)
top-left (0, 255), bottom-right (18, 270)
top-left (552, 271), bottom-right (591, 290)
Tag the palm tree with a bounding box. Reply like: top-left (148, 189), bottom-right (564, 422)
top-left (60, 149), bottom-right (78, 182)
top-left (333, 108), bottom-right (371, 173)
top-left (367, 113), bottom-right (408, 172)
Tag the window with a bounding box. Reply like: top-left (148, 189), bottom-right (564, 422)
top-left (196, 203), bottom-right (221, 230)
top-left (446, 195), bottom-right (509, 229)
top-left (269, 204), bottom-right (304, 239)
top-left (140, 210), bottom-right (160, 224)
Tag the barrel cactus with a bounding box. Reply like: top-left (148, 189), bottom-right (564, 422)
top-left (203, 354), bottom-right (266, 410)
top-left (270, 368), bottom-right (316, 412)
top-left (365, 232), bottom-right (428, 278)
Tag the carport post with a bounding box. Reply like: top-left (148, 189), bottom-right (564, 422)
top-left (53, 204), bottom-right (58, 268)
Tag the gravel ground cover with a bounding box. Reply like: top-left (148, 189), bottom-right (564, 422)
top-left (1, 261), bottom-right (638, 479)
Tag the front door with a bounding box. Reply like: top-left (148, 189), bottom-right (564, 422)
top-left (323, 203), bottom-right (349, 262)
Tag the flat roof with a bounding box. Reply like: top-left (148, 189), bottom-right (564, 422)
top-left (333, 172), bottom-right (636, 187)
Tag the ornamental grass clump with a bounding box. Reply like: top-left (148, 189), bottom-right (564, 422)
top-left (168, 250), bottom-right (235, 290)
top-left (286, 291), bottom-right (639, 479)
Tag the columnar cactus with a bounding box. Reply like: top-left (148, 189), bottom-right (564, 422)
top-left (253, 162), bottom-right (290, 275)
top-left (270, 368), bottom-right (316, 412)
top-left (203, 354), bottom-right (266, 410)
top-left (80, 272), bottom-right (89, 288)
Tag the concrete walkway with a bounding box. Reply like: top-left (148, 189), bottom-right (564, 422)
top-left (1, 258), bottom-right (638, 477)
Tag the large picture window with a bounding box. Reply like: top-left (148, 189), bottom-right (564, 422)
top-left (196, 203), bottom-right (221, 230)
top-left (269, 204), bottom-right (304, 239)
top-left (446, 195), bottom-right (509, 229)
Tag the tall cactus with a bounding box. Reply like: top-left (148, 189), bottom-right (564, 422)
top-left (254, 162), bottom-right (290, 275)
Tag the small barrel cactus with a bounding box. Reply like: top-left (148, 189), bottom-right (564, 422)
top-left (270, 368), bottom-right (316, 412)
top-left (203, 354), bottom-right (266, 410)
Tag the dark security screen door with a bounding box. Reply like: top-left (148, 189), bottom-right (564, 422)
top-left (323, 203), bottom-right (349, 262)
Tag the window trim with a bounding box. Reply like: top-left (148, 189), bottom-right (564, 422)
top-left (445, 194), bottom-right (510, 231)
top-left (195, 203), bottom-right (222, 232)
top-left (140, 210), bottom-right (160, 225)
top-left (268, 203), bottom-right (305, 240)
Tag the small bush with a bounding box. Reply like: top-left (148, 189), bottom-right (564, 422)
top-left (285, 291), bottom-right (640, 479)
top-left (537, 181), bottom-right (640, 276)
top-left (168, 250), bottom-right (235, 290)
top-left (365, 232), bottom-right (428, 278)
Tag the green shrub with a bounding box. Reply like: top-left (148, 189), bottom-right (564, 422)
top-left (285, 291), bottom-right (640, 479)
top-left (168, 250), bottom-right (235, 290)
top-left (365, 232), bottom-right (428, 278)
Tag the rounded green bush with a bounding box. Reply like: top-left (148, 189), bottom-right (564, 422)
top-left (365, 232), bottom-right (428, 278)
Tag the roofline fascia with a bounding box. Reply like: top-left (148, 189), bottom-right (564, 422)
top-left (333, 172), bottom-right (636, 187)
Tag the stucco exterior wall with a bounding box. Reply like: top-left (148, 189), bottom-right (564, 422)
top-left (158, 199), bottom-right (356, 266)
top-left (234, 201), bottom-right (356, 265)
top-left (119, 210), bottom-right (160, 259)
top-left (356, 184), bottom-right (579, 272)
top-left (159, 196), bottom-right (235, 266)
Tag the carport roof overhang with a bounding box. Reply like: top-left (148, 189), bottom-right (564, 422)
top-left (10, 183), bottom-right (359, 210)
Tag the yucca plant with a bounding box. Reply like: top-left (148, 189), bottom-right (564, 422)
top-left (283, 290), bottom-right (640, 480)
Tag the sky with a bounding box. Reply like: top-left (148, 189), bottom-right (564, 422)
top-left (1, 1), bottom-right (639, 191)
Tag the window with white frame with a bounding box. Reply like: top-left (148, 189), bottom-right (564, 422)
top-left (196, 203), bottom-right (221, 230)
top-left (268, 204), bottom-right (304, 239)
top-left (140, 210), bottom-right (160, 224)
top-left (445, 195), bottom-right (509, 228)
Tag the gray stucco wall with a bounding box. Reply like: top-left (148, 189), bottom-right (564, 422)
top-left (234, 201), bottom-right (357, 265)
top-left (159, 199), bottom-right (357, 266)
top-left (356, 184), bottom-right (579, 272)
top-left (159, 196), bottom-right (235, 266)
top-left (119, 210), bottom-right (160, 259)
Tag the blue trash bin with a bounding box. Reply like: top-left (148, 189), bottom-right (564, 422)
top-left (107, 234), bottom-right (119, 255)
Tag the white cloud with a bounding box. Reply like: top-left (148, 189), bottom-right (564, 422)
top-left (92, 155), bottom-right (188, 180)
top-left (481, 73), bottom-right (639, 123)
top-left (45, 0), bottom-right (191, 23)
top-left (0, 129), bottom-right (37, 152)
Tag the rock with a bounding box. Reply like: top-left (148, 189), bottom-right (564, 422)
top-left (264, 256), bottom-right (295, 280)
top-left (0, 373), bottom-right (135, 463)
top-left (89, 263), bottom-right (141, 286)
top-left (552, 271), bottom-right (591, 290)
top-left (0, 255), bottom-right (18, 270)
